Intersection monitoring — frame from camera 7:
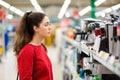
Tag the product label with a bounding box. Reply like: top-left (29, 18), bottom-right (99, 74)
top-left (99, 51), bottom-right (105, 59)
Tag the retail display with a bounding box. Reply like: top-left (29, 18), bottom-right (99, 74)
top-left (60, 14), bottom-right (120, 80)
top-left (0, 0), bottom-right (120, 80)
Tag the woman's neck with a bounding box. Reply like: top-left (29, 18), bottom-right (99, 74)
top-left (29, 35), bottom-right (43, 46)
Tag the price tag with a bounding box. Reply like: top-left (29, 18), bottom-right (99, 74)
top-left (101, 52), bottom-right (105, 59)
top-left (99, 51), bottom-right (110, 60)
top-left (99, 51), bottom-right (106, 59)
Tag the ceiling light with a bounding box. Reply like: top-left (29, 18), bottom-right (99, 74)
top-left (103, 8), bottom-right (112, 13)
top-left (101, 13), bottom-right (105, 17)
top-left (58, 0), bottom-right (71, 19)
top-left (111, 4), bottom-right (120, 10)
top-left (0, 0), bottom-right (24, 16)
top-left (0, 0), bottom-right (10, 9)
top-left (96, 4), bottom-right (120, 17)
top-left (9, 6), bottom-right (24, 16)
top-left (95, 12), bottom-right (101, 17)
top-left (79, 6), bottom-right (91, 16)
top-left (95, 0), bottom-right (106, 6)
top-left (79, 0), bottom-right (106, 16)
top-left (30, 0), bottom-right (44, 13)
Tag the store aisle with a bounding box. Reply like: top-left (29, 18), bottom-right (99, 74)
top-left (0, 46), bottom-right (63, 80)
top-left (47, 46), bottom-right (63, 80)
top-left (0, 62), bottom-right (4, 80)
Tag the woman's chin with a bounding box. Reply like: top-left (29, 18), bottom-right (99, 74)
top-left (45, 35), bottom-right (51, 38)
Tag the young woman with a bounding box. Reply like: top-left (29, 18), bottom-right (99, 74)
top-left (14, 11), bottom-right (53, 80)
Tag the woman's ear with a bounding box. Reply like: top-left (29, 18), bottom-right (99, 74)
top-left (33, 26), bottom-right (39, 32)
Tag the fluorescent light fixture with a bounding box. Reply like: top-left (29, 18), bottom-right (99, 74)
top-left (79, 0), bottom-right (106, 16)
top-left (101, 13), bottom-right (105, 17)
top-left (95, 13), bottom-right (100, 17)
top-left (0, 0), bottom-right (24, 16)
top-left (9, 6), bottom-right (24, 16)
top-left (111, 4), bottom-right (120, 10)
top-left (96, 4), bottom-right (120, 17)
top-left (95, 0), bottom-right (106, 6)
top-left (95, 12), bottom-right (101, 17)
top-left (0, 0), bottom-right (10, 9)
top-left (30, 0), bottom-right (44, 13)
top-left (103, 8), bottom-right (112, 13)
top-left (0, 0), bottom-right (25, 16)
top-left (79, 6), bottom-right (91, 16)
top-left (58, 0), bottom-right (71, 19)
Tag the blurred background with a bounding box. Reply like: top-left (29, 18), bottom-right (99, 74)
top-left (0, 0), bottom-right (120, 80)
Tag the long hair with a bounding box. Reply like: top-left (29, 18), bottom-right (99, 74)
top-left (14, 12), bottom-right (46, 55)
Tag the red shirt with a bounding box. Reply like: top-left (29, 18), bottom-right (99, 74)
top-left (18, 44), bottom-right (53, 80)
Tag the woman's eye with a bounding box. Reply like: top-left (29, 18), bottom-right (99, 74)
top-left (45, 23), bottom-right (51, 26)
top-left (45, 23), bottom-right (48, 26)
top-left (45, 24), bottom-right (48, 26)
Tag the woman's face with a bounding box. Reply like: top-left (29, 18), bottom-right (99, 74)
top-left (35, 16), bottom-right (51, 38)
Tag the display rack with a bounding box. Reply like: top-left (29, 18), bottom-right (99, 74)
top-left (66, 61), bottom-right (83, 80)
top-left (63, 36), bottom-right (90, 56)
top-left (80, 45), bottom-right (90, 56)
top-left (62, 35), bottom-right (120, 78)
top-left (63, 36), bottom-right (80, 47)
top-left (92, 52), bottom-right (120, 77)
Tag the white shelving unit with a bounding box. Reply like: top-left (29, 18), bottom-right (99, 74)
top-left (63, 36), bottom-right (80, 47)
top-left (63, 36), bottom-right (90, 56)
top-left (92, 52), bottom-right (120, 77)
top-left (62, 36), bottom-right (120, 78)
top-left (80, 45), bottom-right (90, 56)
top-left (65, 62), bottom-right (81, 80)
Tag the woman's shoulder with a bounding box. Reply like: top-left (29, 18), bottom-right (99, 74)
top-left (18, 44), bottom-right (34, 56)
top-left (22, 44), bottom-right (34, 50)
top-left (18, 44), bottom-right (35, 61)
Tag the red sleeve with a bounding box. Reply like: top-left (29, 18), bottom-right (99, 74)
top-left (18, 46), bottom-right (34, 80)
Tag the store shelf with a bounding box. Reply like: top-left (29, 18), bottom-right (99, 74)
top-left (62, 36), bottom-right (80, 47)
top-left (92, 52), bottom-right (120, 77)
top-left (66, 61), bottom-right (83, 80)
top-left (80, 43), bottom-right (120, 77)
top-left (65, 61), bottom-right (77, 79)
top-left (80, 44), bottom-right (120, 77)
top-left (80, 45), bottom-right (90, 56)
top-left (63, 36), bottom-right (89, 56)
top-left (62, 36), bottom-right (120, 77)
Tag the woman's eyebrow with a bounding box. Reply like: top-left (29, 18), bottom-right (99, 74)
top-left (46, 22), bottom-right (50, 24)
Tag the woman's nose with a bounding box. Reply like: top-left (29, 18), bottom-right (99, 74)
top-left (48, 25), bottom-right (51, 30)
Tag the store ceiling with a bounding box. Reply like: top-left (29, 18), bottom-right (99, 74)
top-left (1, 0), bottom-right (120, 17)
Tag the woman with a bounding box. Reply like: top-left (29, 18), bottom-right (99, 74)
top-left (14, 11), bottom-right (53, 80)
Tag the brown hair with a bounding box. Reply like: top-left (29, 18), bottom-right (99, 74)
top-left (14, 12), bottom-right (46, 55)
